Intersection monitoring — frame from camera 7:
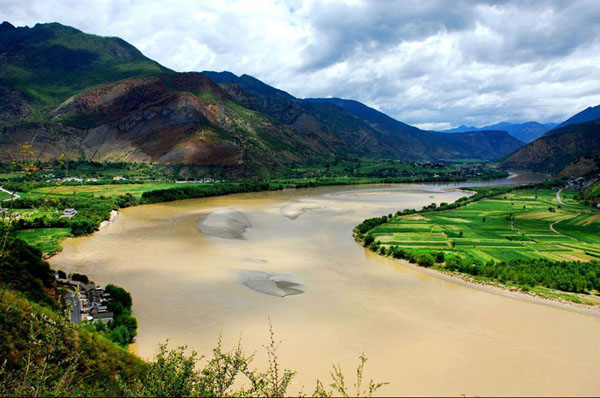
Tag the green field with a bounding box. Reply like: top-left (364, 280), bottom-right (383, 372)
top-left (370, 189), bottom-right (600, 263)
top-left (31, 182), bottom-right (185, 199)
top-left (13, 228), bottom-right (72, 254)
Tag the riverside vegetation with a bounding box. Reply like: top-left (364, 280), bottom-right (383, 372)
top-left (355, 182), bottom-right (600, 304)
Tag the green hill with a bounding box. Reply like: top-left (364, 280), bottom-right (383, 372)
top-left (0, 21), bottom-right (169, 120)
top-left (501, 118), bottom-right (600, 176)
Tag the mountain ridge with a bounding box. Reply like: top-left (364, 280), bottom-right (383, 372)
top-left (1, 22), bottom-right (525, 176)
top-left (501, 117), bottom-right (600, 176)
top-left (442, 121), bottom-right (558, 143)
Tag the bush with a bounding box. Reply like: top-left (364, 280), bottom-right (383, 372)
top-left (70, 218), bottom-right (96, 236)
top-left (417, 254), bottom-right (434, 267)
top-left (0, 239), bottom-right (56, 306)
top-left (435, 252), bottom-right (445, 263)
top-left (71, 273), bottom-right (89, 284)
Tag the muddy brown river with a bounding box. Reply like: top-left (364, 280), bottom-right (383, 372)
top-left (51, 175), bottom-right (600, 396)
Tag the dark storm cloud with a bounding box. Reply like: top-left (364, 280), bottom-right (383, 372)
top-left (298, 0), bottom-right (478, 71)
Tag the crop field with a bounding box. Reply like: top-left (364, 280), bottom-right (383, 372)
top-left (370, 189), bottom-right (600, 263)
top-left (13, 228), bottom-right (72, 254)
top-left (31, 183), bottom-right (186, 198)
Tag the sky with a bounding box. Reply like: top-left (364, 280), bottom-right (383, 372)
top-left (3, 0), bottom-right (600, 130)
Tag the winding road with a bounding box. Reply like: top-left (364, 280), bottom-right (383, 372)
top-left (0, 186), bottom-right (19, 201)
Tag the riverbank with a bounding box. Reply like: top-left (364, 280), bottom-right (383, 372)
top-left (354, 183), bottom-right (600, 314)
top-left (390, 256), bottom-right (600, 317)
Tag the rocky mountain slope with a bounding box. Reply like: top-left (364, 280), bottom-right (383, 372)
top-left (501, 118), bottom-right (600, 176)
top-left (304, 97), bottom-right (525, 159)
top-left (1, 21), bottom-right (526, 176)
top-left (204, 74), bottom-right (524, 161)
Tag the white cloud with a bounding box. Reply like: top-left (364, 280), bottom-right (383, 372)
top-left (2, 0), bottom-right (600, 128)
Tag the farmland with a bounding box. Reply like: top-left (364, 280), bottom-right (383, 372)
top-left (31, 182), bottom-right (184, 199)
top-left (12, 228), bottom-right (72, 254)
top-left (356, 187), bottom-right (600, 300)
top-left (369, 189), bottom-right (600, 263)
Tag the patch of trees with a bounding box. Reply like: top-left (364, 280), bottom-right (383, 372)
top-left (84, 283), bottom-right (138, 347)
top-left (369, 241), bottom-right (600, 294)
top-left (141, 182), bottom-right (271, 204)
top-left (444, 256), bottom-right (600, 294)
top-left (0, 239), bottom-right (56, 306)
top-left (104, 284), bottom-right (137, 347)
top-left (355, 215), bottom-right (390, 235)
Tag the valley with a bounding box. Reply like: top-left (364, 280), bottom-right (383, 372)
top-left (1, 8), bottom-right (600, 397)
top-left (47, 176), bottom-right (600, 396)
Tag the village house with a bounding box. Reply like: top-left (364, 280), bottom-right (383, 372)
top-left (57, 278), bottom-right (113, 323)
top-left (61, 208), bottom-right (78, 218)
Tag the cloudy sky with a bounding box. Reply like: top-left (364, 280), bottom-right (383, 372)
top-left (4, 0), bottom-right (600, 129)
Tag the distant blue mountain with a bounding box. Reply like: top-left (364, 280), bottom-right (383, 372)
top-left (442, 121), bottom-right (557, 143)
top-left (557, 104), bottom-right (600, 128)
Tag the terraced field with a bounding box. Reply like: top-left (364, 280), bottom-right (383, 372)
top-left (371, 189), bottom-right (600, 263)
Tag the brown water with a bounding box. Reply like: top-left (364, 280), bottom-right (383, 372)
top-left (51, 176), bottom-right (600, 396)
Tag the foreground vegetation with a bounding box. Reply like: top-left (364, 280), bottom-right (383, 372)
top-left (356, 184), bottom-right (600, 302)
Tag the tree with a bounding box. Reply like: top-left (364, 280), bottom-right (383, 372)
top-left (435, 252), bottom-right (445, 263)
top-left (417, 254), bottom-right (434, 267)
top-left (70, 218), bottom-right (96, 236)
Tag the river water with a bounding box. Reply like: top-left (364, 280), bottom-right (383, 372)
top-left (51, 174), bottom-right (600, 396)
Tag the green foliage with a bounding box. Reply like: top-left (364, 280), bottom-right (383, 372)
top-left (121, 321), bottom-right (387, 398)
top-left (105, 284), bottom-right (132, 310)
top-left (104, 284), bottom-right (137, 347)
top-left (71, 273), bottom-right (89, 284)
top-left (0, 289), bottom-right (147, 396)
top-left (0, 239), bottom-right (56, 306)
top-left (70, 219), bottom-right (96, 236)
top-left (313, 354), bottom-right (388, 398)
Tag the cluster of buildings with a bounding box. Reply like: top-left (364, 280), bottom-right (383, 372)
top-left (176, 178), bottom-right (218, 183)
top-left (564, 176), bottom-right (598, 192)
top-left (57, 277), bottom-right (114, 323)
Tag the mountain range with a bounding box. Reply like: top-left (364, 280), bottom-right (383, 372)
top-left (500, 115), bottom-right (600, 176)
top-left (442, 122), bottom-right (558, 143)
top-left (1, 21), bottom-right (597, 178)
top-left (0, 21), bottom-right (526, 177)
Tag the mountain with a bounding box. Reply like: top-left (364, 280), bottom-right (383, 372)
top-left (0, 22), bottom-right (169, 119)
top-left (442, 121), bottom-right (557, 143)
top-left (202, 74), bottom-right (523, 161)
top-left (501, 117), bottom-right (600, 176)
top-left (557, 104), bottom-right (600, 128)
top-left (0, 22), bottom-right (525, 176)
top-left (303, 97), bottom-right (524, 160)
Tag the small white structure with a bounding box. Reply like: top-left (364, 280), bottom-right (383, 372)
top-left (61, 208), bottom-right (78, 218)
